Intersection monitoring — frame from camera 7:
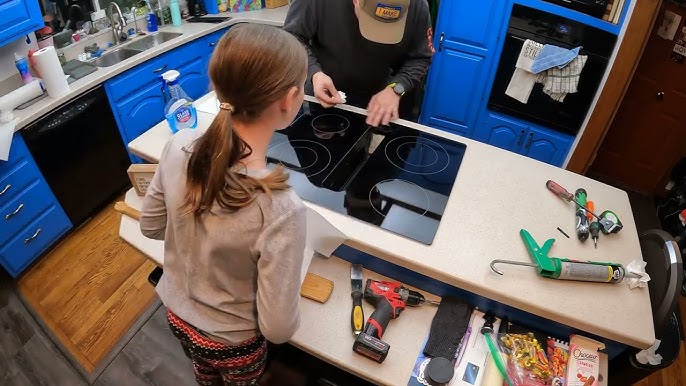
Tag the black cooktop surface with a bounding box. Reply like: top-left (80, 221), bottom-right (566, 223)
top-left (266, 102), bottom-right (467, 244)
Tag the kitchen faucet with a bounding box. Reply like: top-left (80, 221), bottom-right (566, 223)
top-left (108, 2), bottom-right (128, 45)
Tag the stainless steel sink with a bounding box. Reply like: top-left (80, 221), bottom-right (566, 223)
top-left (126, 32), bottom-right (184, 51)
top-left (94, 32), bottom-right (183, 68)
top-left (96, 47), bottom-right (144, 67)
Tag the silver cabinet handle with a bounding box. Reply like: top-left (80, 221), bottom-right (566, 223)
top-left (5, 203), bottom-right (24, 220)
top-left (0, 184), bottom-right (9, 196)
top-left (209, 42), bottom-right (216, 47)
top-left (516, 129), bottom-right (525, 146)
top-left (524, 132), bottom-right (534, 150)
top-left (24, 228), bottom-right (41, 244)
top-left (153, 64), bottom-right (168, 73)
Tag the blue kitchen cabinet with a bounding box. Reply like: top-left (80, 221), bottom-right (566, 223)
top-left (420, 0), bottom-right (507, 136)
top-left (178, 55), bottom-right (211, 101)
top-left (520, 125), bottom-right (573, 166)
top-left (106, 38), bottom-right (211, 161)
top-left (202, 28), bottom-right (229, 71)
top-left (475, 112), bottom-right (528, 151)
top-left (115, 82), bottom-right (167, 153)
top-left (0, 0), bottom-right (42, 48)
top-left (475, 111), bottom-right (573, 166)
top-left (0, 133), bottom-right (71, 277)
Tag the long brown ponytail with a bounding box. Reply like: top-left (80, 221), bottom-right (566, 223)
top-left (182, 24), bottom-right (307, 219)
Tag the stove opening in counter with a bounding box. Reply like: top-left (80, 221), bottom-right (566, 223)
top-left (267, 102), bottom-right (467, 244)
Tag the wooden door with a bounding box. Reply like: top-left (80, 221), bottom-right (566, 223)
top-left (589, 3), bottom-right (686, 194)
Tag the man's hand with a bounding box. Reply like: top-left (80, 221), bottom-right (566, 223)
top-left (366, 87), bottom-right (401, 127)
top-left (312, 72), bottom-right (343, 108)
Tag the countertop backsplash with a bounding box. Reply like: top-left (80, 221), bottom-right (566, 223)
top-left (0, 34), bottom-right (38, 85)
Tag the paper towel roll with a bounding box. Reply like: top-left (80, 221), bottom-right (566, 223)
top-left (33, 46), bottom-right (69, 98)
top-left (0, 80), bottom-right (44, 122)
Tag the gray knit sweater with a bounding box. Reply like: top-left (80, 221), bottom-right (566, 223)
top-left (140, 129), bottom-right (306, 345)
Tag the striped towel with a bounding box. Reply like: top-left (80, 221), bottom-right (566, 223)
top-left (536, 55), bottom-right (588, 102)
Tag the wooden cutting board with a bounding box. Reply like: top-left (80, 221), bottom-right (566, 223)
top-left (300, 273), bottom-right (334, 303)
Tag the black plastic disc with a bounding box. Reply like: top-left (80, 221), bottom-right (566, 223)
top-left (425, 357), bottom-right (454, 385)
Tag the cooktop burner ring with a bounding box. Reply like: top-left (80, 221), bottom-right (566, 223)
top-left (268, 139), bottom-right (332, 177)
top-left (384, 136), bottom-right (450, 175)
top-left (311, 114), bottom-right (350, 139)
top-left (396, 142), bottom-right (439, 167)
top-left (369, 179), bottom-right (430, 217)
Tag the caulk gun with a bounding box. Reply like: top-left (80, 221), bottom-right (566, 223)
top-left (490, 229), bottom-right (641, 284)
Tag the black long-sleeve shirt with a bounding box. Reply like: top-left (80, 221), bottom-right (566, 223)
top-left (284, 0), bottom-right (434, 103)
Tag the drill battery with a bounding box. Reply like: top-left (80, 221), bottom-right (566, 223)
top-left (353, 332), bottom-right (390, 363)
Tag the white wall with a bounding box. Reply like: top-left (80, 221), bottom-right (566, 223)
top-left (0, 34), bottom-right (39, 82)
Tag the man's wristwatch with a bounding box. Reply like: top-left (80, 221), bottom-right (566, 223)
top-left (388, 82), bottom-right (406, 96)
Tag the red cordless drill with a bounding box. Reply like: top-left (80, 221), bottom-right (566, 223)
top-left (353, 279), bottom-right (428, 363)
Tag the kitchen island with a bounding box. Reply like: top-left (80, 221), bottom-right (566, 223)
top-left (122, 92), bottom-right (646, 383)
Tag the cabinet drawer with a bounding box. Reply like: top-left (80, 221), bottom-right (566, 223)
top-left (0, 133), bottom-right (32, 171)
top-left (0, 160), bottom-right (42, 209)
top-left (107, 53), bottom-right (173, 103)
top-left (0, 205), bottom-right (71, 277)
top-left (0, 180), bottom-right (54, 245)
top-left (107, 39), bottom-right (206, 103)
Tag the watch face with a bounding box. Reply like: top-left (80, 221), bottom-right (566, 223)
top-left (393, 82), bottom-right (406, 95)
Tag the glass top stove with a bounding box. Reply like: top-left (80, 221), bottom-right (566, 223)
top-left (267, 102), bottom-right (467, 245)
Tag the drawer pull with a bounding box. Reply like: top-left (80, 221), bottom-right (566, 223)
top-left (153, 65), bottom-right (168, 73)
top-left (209, 42), bottom-right (216, 47)
top-left (0, 184), bottom-right (9, 196)
top-left (5, 203), bottom-right (24, 220)
top-left (24, 228), bottom-right (42, 244)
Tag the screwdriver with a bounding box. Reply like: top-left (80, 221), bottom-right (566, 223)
top-left (586, 201), bottom-right (595, 221)
top-left (546, 180), bottom-right (623, 235)
top-left (575, 188), bottom-right (589, 242)
top-left (590, 221), bottom-right (601, 248)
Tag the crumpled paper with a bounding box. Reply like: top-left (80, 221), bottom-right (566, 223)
top-left (635, 339), bottom-right (663, 366)
top-left (338, 91), bottom-right (347, 104)
top-left (626, 259), bottom-right (651, 289)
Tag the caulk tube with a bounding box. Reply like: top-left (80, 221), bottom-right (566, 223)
top-left (554, 259), bottom-right (626, 283)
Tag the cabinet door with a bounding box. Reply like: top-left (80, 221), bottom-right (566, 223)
top-left (420, 0), bottom-right (507, 136)
top-left (0, 0), bottom-right (42, 48)
top-left (439, 0), bottom-right (507, 54)
top-left (475, 113), bottom-right (527, 151)
top-left (520, 126), bottom-right (573, 166)
top-left (178, 56), bottom-right (210, 101)
top-left (421, 49), bottom-right (486, 136)
top-left (115, 82), bottom-right (166, 147)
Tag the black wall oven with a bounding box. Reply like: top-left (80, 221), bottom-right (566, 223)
top-left (488, 4), bottom-right (617, 135)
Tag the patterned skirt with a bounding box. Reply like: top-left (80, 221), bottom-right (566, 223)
top-left (167, 309), bottom-right (268, 386)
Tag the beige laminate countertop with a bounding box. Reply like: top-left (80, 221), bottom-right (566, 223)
top-left (127, 92), bottom-right (655, 351)
top-left (10, 6), bottom-right (289, 132)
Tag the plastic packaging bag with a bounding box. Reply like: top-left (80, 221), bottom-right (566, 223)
top-left (497, 333), bottom-right (551, 386)
top-left (546, 337), bottom-right (570, 386)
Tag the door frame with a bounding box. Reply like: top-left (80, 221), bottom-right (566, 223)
top-left (566, 0), bottom-right (664, 174)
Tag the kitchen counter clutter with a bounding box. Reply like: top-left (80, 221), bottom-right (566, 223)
top-left (126, 92), bottom-right (655, 354)
top-left (7, 6), bottom-right (289, 133)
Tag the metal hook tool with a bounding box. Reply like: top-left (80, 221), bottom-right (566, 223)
top-left (490, 259), bottom-right (538, 275)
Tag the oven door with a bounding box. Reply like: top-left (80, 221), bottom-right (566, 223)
top-left (488, 34), bottom-right (609, 135)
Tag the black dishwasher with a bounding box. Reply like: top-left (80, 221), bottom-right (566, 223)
top-left (22, 86), bottom-right (131, 227)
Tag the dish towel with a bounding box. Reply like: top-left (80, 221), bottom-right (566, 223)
top-left (537, 54), bottom-right (588, 102)
top-left (505, 39), bottom-right (544, 103)
top-left (530, 44), bottom-right (582, 74)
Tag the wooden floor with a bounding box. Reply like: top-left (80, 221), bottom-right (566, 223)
top-left (16, 201), bottom-right (158, 373)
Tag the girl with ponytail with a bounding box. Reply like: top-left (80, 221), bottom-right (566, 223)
top-left (140, 24), bottom-right (308, 385)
